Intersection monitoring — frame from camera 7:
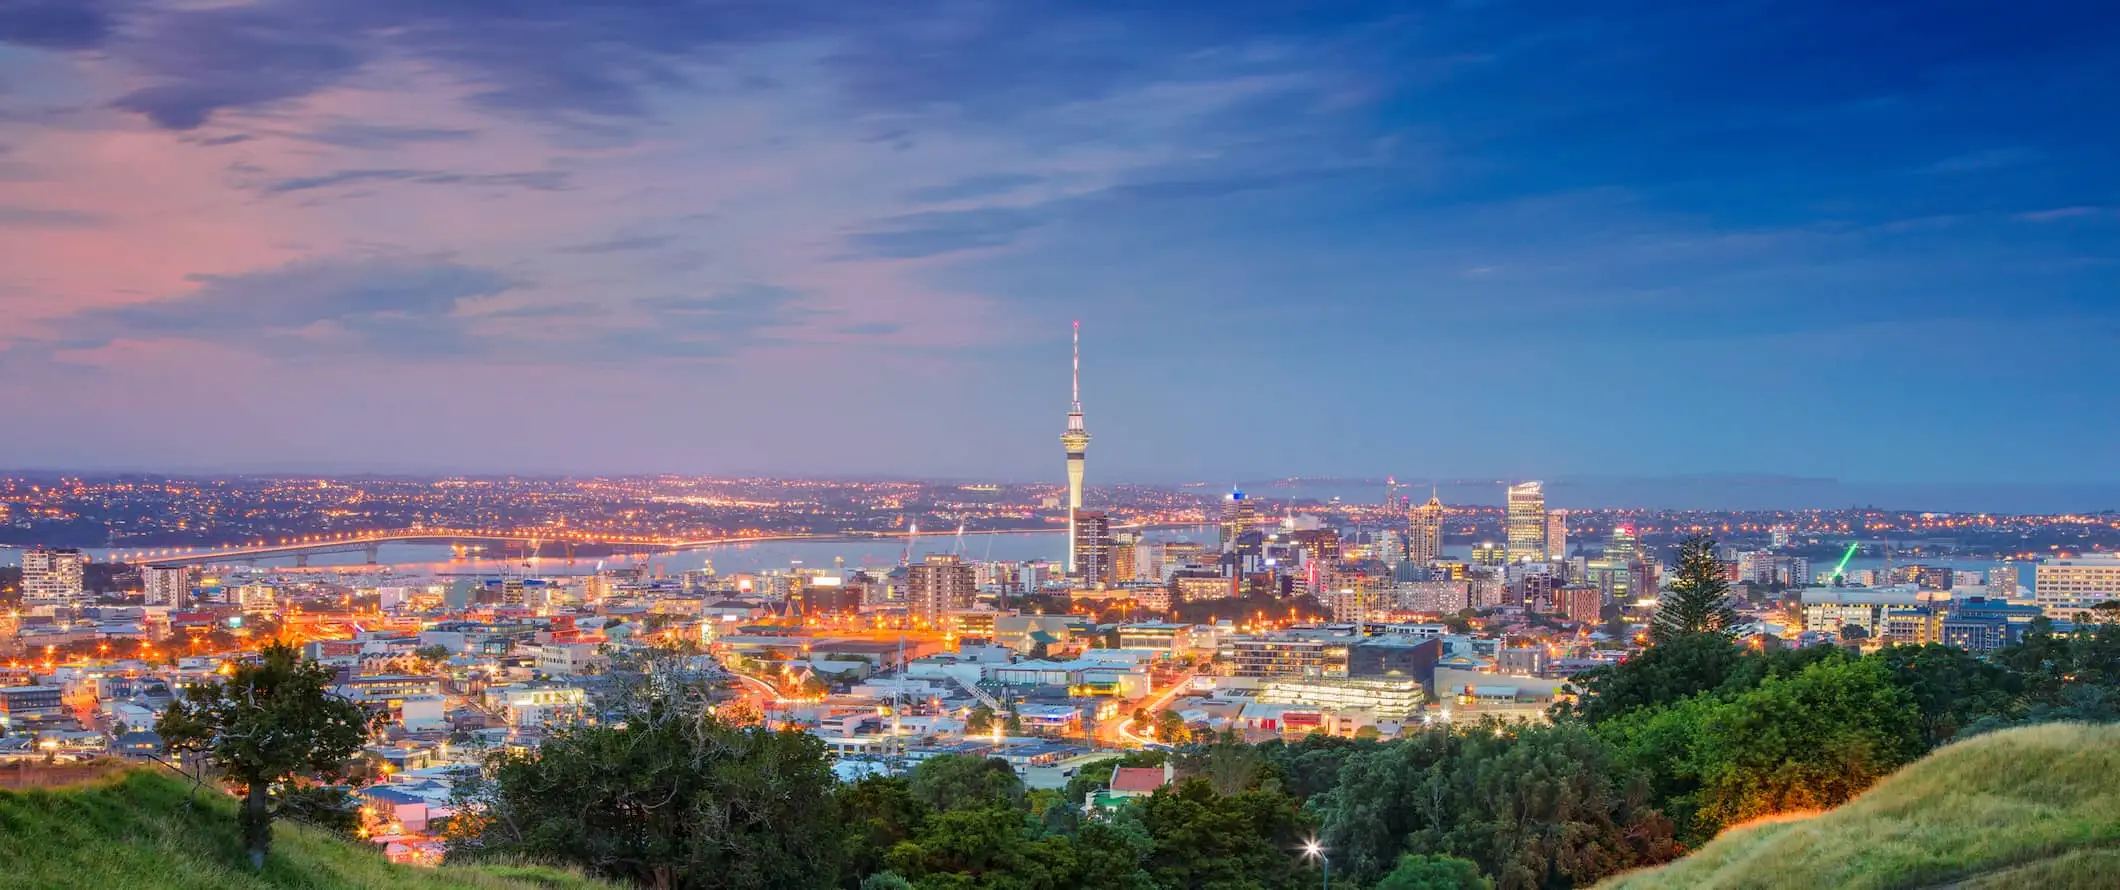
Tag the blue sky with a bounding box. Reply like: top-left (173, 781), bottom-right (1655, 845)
top-left (0, 0), bottom-right (2115, 486)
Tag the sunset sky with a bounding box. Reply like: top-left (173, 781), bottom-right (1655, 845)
top-left (2, 0), bottom-right (2116, 483)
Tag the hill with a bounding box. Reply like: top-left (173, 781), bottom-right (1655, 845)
top-left (1597, 722), bottom-right (2120, 890)
top-left (0, 767), bottom-right (607, 890)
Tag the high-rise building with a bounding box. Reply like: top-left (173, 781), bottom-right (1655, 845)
top-left (1505, 482), bottom-right (1547, 563)
top-left (1545, 510), bottom-right (1569, 561)
top-left (143, 565), bottom-right (192, 607)
top-left (1220, 488), bottom-right (1257, 553)
top-left (908, 554), bottom-right (976, 623)
top-left (22, 547), bottom-right (89, 606)
top-left (1593, 525), bottom-right (1643, 602)
top-left (1988, 563), bottom-right (2020, 599)
top-left (1408, 489), bottom-right (1444, 565)
top-left (1110, 531), bottom-right (1141, 584)
top-left (2032, 556), bottom-right (2120, 611)
top-left (1072, 510), bottom-right (1113, 586)
top-left (1060, 322), bottom-right (1093, 575)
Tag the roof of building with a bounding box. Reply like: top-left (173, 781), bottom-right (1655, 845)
top-left (1110, 766), bottom-right (1169, 793)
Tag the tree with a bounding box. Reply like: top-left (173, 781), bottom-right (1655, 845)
top-left (1839, 624), bottom-right (1868, 642)
top-left (966, 705), bottom-right (995, 734)
top-left (449, 679), bottom-right (844, 889)
top-left (412, 643), bottom-right (451, 664)
top-left (1137, 779), bottom-right (1314, 890)
top-left (1376, 853), bottom-right (1493, 890)
top-left (155, 642), bottom-right (377, 869)
top-left (1561, 632), bottom-right (1742, 724)
top-left (1176, 729), bottom-right (1273, 796)
top-left (1153, 709), bottom-right (1191, 745)
top-left (907, 755), bottom-right (1024, 813)
top-left (1651, 535), bottom-right (1741, 643)
top-left (1687, 657), bottom-right (1925, 835)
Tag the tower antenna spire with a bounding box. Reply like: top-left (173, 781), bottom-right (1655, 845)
top-left (1071, 320), bottom-right (1081, 411)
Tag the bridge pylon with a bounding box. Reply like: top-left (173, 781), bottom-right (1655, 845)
top-left (364, 543), bottom-right (380, 564)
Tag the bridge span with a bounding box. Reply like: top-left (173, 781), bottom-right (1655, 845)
top-left (136, 529), bottom-right (826, 568)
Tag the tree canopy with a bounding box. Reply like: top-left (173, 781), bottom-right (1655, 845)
top-left (1650, 535), bottom-right (1741, 643)
top-left (156, 641), bottom-right (377, 869)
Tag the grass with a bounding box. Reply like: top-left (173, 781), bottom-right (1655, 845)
top-left (0, 767), bottom-right (608, 890)
top-left (1597, 722), bottom-right (2120, 890)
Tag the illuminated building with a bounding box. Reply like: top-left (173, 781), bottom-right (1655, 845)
top-left (907, 554), bottom-right (976, 622)
top-left (1562, 585), bottom-right (1603, 625)
top-left (1072, 510), bottom-right (1113, 587)
top-left (1545, 510), bottom-right (1569, 561)
top-left (1471, 541), bottom-right (1507, 567)
top-left (143, 565), bottom-right (193, 607)
top-left (22, 547), bottom-right (88, 606)
top-left (2032, 556), bottom-right (2120, 610)
top-left (1220, 637), bottom-right (1350, 679)
top-left (1109, 531), bottom-right (1140, 584)
top-left (1220, 488), bottom-right (1257, 553)
top-left (1408, 489), bottom-right (1444, 565)
top-left (1259, 677), bottom-right (1426, 720)
top-left (1593, 525), bottom-right (1643, 601)
top-left (1505, 481), bottom-right (1546, 563)
top-left (1060, 322), bottom-right (1093, 575)
top-left (1988, 563), bottom-right (2020, 599)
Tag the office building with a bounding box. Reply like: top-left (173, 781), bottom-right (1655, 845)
top-left (1259, 677), bottom-right (1426, 721)
top-left (1109, 531), bottom-right (1140, 584)
top-left (1562, 585), bottom-right (1604, 625)
top-left (907, 554), bottom-right (976, 623)
top-left (1071, 510), bottom-right (1113, 585)
top-left (1408, 490), bottom-right (1445, 565)
top-left (22, 547), bottom-right (89, 606)
top-left (2033, 556), bottom-right (2120, 610)
top-left (1221, 488), bottom-right (1257, 552)
top-left (1060, 322), bottom-right (1093, 575)
top-left (1988, 564), bottom-right (2020, 599)
top-left (1505, 481), bottom-right (1546, 563)
top-left (1545, 510), bottom-right (1569, 561)
top-left (1800, 588), bottom-right (1922, 637)
top-left (142, 565), bottom-right (192, 607)
top-left (1220, 636), bottom-right (1350, 679)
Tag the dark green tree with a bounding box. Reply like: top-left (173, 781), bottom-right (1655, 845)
top-left (447, 686), bottom-right (844, 889)
top-left (1137, 779), bottom-right (1314, 890)
top-left (1875, 643), bottom-right (2024, 747)
top-left (908, 755), bottom-right (1025, 813)
top-left (1651, 535), bottom-right (1741, 643)
top-left (1376, 853), bottom-right (1493, 890)
top-left (1687, 656), bottom-right (1925, 834)
top-left (155, 641), bottom-right (377, 869)
top-left (1561, 632), bottom-right (1743, 724)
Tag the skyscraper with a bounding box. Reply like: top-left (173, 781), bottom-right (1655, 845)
top-left (1505, 481), bottom-right (1547, 563)
top-left (908, 554), bottom-right (976, 624)
top-left (1545, 510), bottom-right (1569, 561)
top-left (143, 565), bottom-right (192, 607)
top-left (22, 547), bottom-right (88, 606)
top-left (1220, 488), bottom-right (1257, 553)
top-left (1072, 510), bottom-right (1113, 587)
top-left (1060, 322), bottom-right (1092, 575)
top-left (1409, 489), bottom-right (1444, 565)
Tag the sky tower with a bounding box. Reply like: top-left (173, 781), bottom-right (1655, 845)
top-left (1061, 322), bottom-right (1092, 575)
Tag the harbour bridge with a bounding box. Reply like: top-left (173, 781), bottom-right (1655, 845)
top-left (133, 528), bottom-right (822, 568)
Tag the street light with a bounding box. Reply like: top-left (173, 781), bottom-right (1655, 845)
top-left (1301, 839), bottom-right (1330, 890)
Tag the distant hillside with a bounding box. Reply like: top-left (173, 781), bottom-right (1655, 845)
top-left (1597, 723), bottom-right (2120, 890)
top-left (0, 767), bottom-right (605, 890)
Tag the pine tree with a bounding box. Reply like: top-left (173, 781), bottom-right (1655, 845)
top-left (1651, 535), bottom-right (1742, 643)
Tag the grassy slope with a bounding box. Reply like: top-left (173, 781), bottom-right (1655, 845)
top-left (1598, 722), bottom-right (2120, 890)
top-left (0, 768), bottom-right (606, 890)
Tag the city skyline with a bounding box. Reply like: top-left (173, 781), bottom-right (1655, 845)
top-left (3, 1), bottom-right (2118, 485)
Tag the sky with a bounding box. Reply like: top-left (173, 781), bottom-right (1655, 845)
top-left (1, 0), bottom-right (2117, 490)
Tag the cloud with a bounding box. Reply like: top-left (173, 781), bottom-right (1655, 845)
top-left (905, 173), bottom-right (1044, 204)
top-left (288, 122), bottom-right (482, 149)
top-left (843, 207), bottom-right (1049, 258)
top-left (552, 235), bottom-right (674, 255)
top-left (58, 255), bottom-right (516, 349)
top-left (257, 168), bottom-right (570, 195)
top-left (0, 0), bottom-right (120, 50)
top-left (0, 206), bottom-right (105, 227)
